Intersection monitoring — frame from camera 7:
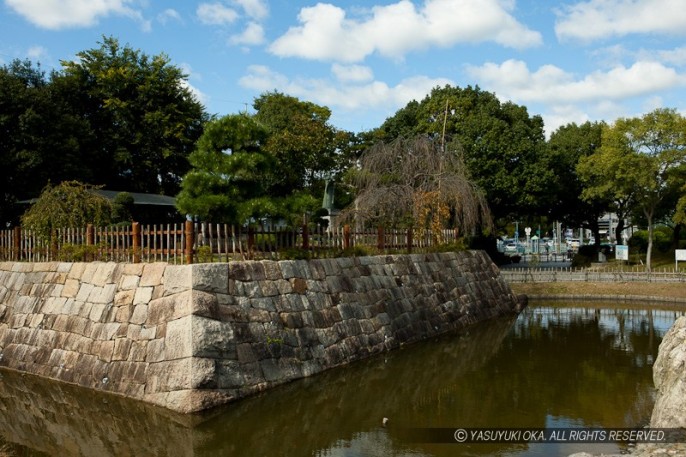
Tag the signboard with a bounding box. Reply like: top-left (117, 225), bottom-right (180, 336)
top-left (616, 245), bottom-right (629, 261)
top-left (677, 250), bottom-right (686, 269)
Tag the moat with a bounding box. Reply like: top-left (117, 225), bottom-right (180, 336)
top-left (1, 302), bottom-right (682, 457)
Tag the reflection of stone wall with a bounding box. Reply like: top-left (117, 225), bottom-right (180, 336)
top-left (0, 251), bottom-right (522, 413)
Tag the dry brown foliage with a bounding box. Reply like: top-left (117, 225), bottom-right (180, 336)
top-left (342, 136), bottom-right (492, 236)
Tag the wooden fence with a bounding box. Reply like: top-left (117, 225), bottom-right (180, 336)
top-left (0, 222), bottom-right (462, 264)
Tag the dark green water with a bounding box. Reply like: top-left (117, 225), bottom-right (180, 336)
top-left (1, 303), bottom-right (683, 457)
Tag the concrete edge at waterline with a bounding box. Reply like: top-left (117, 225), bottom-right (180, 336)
top-left (523, 294), bottom-right (686, 304)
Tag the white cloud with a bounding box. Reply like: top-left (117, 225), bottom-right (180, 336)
top-left (5, 0), bottom-right (144, 29)
top-left (657, 47), bottom-right (686, 66)
top-left (197, 2), bottom-right (239, 25)
top-left (239, 64), bottom-right (451, 112)
top-left (158, 8), bottom-right (182, 25)
top-left (233, 0), bottom-right (268, 20)
top-left (555, 0), bottom-right (686, 42)
top-left (331, 64), bottom-right (374, 83)
top-left (180, 79), bottom-right (209, 106)
top-left (26, 45), bottom-right (48, 61)
top-left (465, 59), bottom-right (686, 104)
top-left (269, 0), bottom-right (542, 63)
top-left (230, 22), bottom-right (265, 46)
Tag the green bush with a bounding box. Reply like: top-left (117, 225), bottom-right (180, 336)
top-left (280, 248), bottom-right (312, 260)
top-left (196, 245), bottom-right (213, 263)
top-left (629, 228), bottom-right (672, 253)
top-left (571, 252), bottom-right (592, 268)
top-left (58, 243), bottom-right (100, 262)
top-left (335, 246), bottom-right (374, 258)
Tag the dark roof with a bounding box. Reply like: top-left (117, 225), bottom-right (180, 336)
top-left (94, 190), bottom-right (177, 207)
top-left (18, 190), bottom-right (177, 207)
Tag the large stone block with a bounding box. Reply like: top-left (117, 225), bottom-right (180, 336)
top-left (191, 316), bottom-right (236, 359)
top-left (162, 265), bottom-right (193, 295)
top-left (651, 316), bottom-right (686, 428)
top-left (191, 264), bottom-right (229, 294)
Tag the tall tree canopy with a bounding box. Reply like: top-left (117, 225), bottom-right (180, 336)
top-left (0, 37), bottom-right (207, 227)
top-left (547, 121), bottom-right (610, 245)
top-left (57, 36), bottom-right (206, 195)
top-left (578, 108), bottom-right (686, 269)
top-left (374, 85), bottom-right (550, 221)
top-left (253, 91), bottom-right (348, 193)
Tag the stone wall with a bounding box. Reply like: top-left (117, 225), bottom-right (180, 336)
top-left (0, 251), bottom-right (523, 413)
top-left (650, 315), bottom-right (686, 428)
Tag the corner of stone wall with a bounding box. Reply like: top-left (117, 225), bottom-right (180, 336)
top-left (650, 315), bottom-right (686, 428)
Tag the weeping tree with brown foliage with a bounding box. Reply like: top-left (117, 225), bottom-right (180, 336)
top-left (343, 136), bottom-right (492, 242)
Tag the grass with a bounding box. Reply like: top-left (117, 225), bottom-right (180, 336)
top-left (510, 281), bottom-right (686, 299)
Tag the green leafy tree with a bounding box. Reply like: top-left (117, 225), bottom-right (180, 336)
top-left (548, 121), bottom-right (610, 246)
top-left (176, 114), bottom-right (274, 223)
top-left (57, 36), bottom-right (206, 195)
top-left (21, 181), bottom-right (113, 240)
top-left (579, 109), bottom-right (686, 269)
top-left (253, 92), bottom-right (350, 211)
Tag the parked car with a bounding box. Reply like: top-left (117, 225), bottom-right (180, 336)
top-left (504, 243), bottom-right (520, 254)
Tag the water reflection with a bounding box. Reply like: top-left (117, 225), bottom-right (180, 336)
top-left (1, 303), bottom-right (683, 457)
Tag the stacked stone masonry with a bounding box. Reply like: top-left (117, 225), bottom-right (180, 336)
top-left (0, 251), bottom-right (522, 413)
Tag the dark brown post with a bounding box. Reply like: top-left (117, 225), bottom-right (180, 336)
top-left (302, 224), bottom-right (309, 250)
top-left (247, 226), bottom-right (255, 254)
top-left (184, 220), bottom-right (194, 264)
top-left (407, 228), bottom-right (413, 253)
top-left (86, 224), bottom-right (95, 261)
top-left (377, 226), bottom-right (384, 251)
top-left (343, 225), bottom-right (351, 250)
top-left (13, 226), bottom-right (21, 261)
top-left (50, 229), bottom-right (58, 260)
top-left (132, 222), bottom-right (141, 263)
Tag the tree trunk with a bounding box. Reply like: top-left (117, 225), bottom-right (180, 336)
top-left (645, 208), bottom-right (654, 272)
top-left (614, 217), bottom-right (625, 246)
top-left (673, 223), bottom-right (683, 249)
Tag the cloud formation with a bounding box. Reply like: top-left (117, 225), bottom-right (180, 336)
top-left (239, 64), bottom-right (451, 112)
top-left (466, 59), bottom-right (686, 104)
top-left (197, 2), bottom-right (239, 25)
top-left (555, 0), bottom-right (686, 41)
top-left (5, 0), bottom-right (144, 29)
top-left (269, 0), bottom-right (542, 63)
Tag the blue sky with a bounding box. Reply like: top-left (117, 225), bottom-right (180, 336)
top-left (2, 0), bottom-right (686, 136)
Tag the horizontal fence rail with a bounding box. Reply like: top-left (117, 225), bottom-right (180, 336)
top-left (0, 222), bottom-right (462, 264)
top-left (501, 267), bottom-right (686, 283)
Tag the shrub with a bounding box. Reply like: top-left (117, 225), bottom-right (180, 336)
top-left (571, 252), bottom-right (592, 268)
top-left (629, 228), bottom-right (672, 253)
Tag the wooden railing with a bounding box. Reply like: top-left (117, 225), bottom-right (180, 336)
top-left (0, 222), bottom-right (462, 264)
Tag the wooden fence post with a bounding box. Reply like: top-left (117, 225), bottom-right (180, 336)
top-left (377, 226), bottom-right (384, 251)
top-left (86, 223), bottom-right (95, 262)
top-left (247, 227), bottom-right (255, 256)
top-left (132, 222), bottom-right (141, 263)
top-left (13, 226), bottom-right (21, 261)
top-left (185, 220), bottom-right (194, 264)
top-left (302, 224), bottom-right (309, 250)
top-left (407, 228), bottom-right (413, 253)
top-left (50, 229), bottom-right (58, 261)
top-left (343, 225), bottom-right (351, 250)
